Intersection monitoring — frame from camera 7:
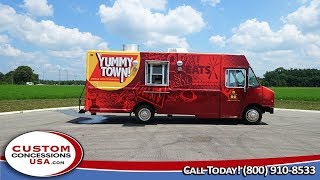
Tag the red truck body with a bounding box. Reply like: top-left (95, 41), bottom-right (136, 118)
top-left (84, 50), bottom-right (274, 122)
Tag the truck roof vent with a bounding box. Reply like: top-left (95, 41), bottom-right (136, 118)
top-left (167, 48), bottom-right (188, 53)
top-left (123, 44), bottom-right (139, 51)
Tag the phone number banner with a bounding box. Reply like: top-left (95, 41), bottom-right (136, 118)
top-left (1, 155), bottom-right (320, 180)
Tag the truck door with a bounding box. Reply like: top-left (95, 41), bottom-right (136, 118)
top-left (220, 68), bottom-right (246, 118)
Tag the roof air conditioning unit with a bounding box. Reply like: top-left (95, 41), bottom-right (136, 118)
top-left (123, 44), bottom-right (139, 51)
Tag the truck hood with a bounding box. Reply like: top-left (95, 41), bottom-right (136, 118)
top-left (262, 86), bottom-right (275, 107)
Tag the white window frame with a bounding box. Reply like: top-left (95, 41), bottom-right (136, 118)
top-left (145, 60), bottom-right (169, 86)
top-left (225, 69), bottom-right (246, 88)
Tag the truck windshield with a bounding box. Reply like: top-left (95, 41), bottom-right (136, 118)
top-left (248, 67), bottom-right (260, 87)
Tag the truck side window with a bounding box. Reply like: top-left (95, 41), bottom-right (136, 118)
top-left (225, 69), bottom-right (246, 88)
top-left (145, 61), bottom-right (169, 86)
top-left (248, 67), bottom-right (260, 87)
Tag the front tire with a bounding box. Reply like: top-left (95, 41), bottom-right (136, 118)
top-left (243, 106), bottom-right (262, 125)
top-left (135, 105), bottom-right (155, 123)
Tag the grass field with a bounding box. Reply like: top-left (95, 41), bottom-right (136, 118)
top-left (0, 85), bottom-right (83, 100)
top-left (0, 99), bottom-right (79, 112)
top-left (275, 100), bottom-right (320, 111)
top-left (0, 85), bottom-right (319, 112)
top-left (271, 87), bottom-right (320, 101)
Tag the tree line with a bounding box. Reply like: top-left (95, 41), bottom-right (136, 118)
top-left (0, 66), bottom-right (39, 84)
top-left (260, 67), bottom-right (320, 87)
top-left (0, 66), bottom-right (84, 85)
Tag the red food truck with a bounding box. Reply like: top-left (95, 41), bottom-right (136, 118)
top-left (83, 47), bottom-right (274, 124)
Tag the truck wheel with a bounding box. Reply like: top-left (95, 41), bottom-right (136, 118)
top-left (243, 106), bottom-right (262, 125)
top-left (135, 105), bottom-right (154, 123)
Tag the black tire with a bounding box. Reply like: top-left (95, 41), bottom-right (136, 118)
top-left (135, 105), bottom-right (155, 123)
top-left (242, 106), bottom-right (262, 125)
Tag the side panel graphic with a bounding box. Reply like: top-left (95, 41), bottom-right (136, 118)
top-left (86, 51), bottom-right (140, 91)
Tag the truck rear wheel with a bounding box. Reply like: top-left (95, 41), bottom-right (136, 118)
top-left (243, 106), bottom-right (262, 125)
top-left (135, 105), bottom-right (154, 123)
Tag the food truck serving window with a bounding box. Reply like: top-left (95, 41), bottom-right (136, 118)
top-left (225, 69), bottom-right (246, 88)
top-left (145, 61), bottom-right (169, 86)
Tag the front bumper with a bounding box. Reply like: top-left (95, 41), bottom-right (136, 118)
top-left (265, 107), bottom-right (274, 114)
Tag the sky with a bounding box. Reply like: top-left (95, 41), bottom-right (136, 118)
top-left (0, 0), bottom-right (319, 80)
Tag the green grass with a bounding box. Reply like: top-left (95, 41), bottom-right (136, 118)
top-left (0, 85), bottom-right (83, 100)
top-left (275, 100), bottom-right (320, 111)
top-left (0, 99), bottom-right (79, 112)
top-left (271, 87), bottom-right (320, 101)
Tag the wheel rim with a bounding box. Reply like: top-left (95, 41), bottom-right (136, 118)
top-left (246, 109), bottom-right (259, 122)
top-left (138, 108), bottom-right (151, 121)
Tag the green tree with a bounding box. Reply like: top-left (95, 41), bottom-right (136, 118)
top-left (2, 71), bottom-right (14, 84)
top-left (13, 66), bottom-right (39, 84)
top-left (31, 73), bottom-right (39, 83)
top-left (263, 67), bottom-right (320, 87)
top-left (0, 72), bottom-right (3, 82)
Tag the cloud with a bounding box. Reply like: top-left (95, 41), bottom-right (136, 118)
top-left (22, 0), bottom-right (53, 17)
top-left (48, 48), bottom-right (86, 59)
top-left (227, 19), bottom-right (309, 52)
top-left (72, 6), bottom-right (86, 14)
top-left (209, 0), bottom-right (320, 76)
top-left (137, 0), bottom-right (167, 10)
top-left (0, 34), bottom-right (50, 75)
top-left (0, 3), bottom-right (108, 79)
top-left (201, 0), bottom-right (221, 7)
top-left (0, 44), bottom-right (25, 57)
top-left (0, 34), bottom-right (33, 57)
top-left (0, 40), bottom-right (42, 74)
top-left (305, 44), bottom-right (320, 57)
top-left (98, 0), bottom-right (205, 49)
top-left (209, 35), bottom-right (225, 47)
top-left (298, 0), bottom-right (309, 4)
top-left (144, 33), bottom-right (189, 49)
top-left (0, 34), bottom-right (9, 44)
top-left (283, 0), bottom-right (320, 32)
top-left (0, 41), bottom-right (84, 79)
top-left (0, 4), bottom-right (108, 51)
